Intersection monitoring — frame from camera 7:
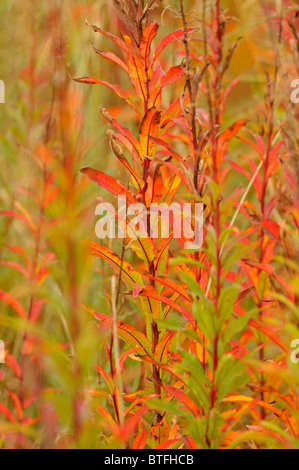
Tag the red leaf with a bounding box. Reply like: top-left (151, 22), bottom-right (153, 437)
top-left (242, 259), bottom-right (275, 276)
top-left (0, 210), bottom-right (35, 233)
top-left (153, 28), bottom-right (197, 62)
top-left (86, 19), bottom-right (129, 53)
top-left (89, 310), bottom-right (152, 356)
top-left (0, 290), bottom-right (26, 319)
top-left (0, 403), bottom-right (16, 423)
top-left (80, 167), bottom-right (137, 205)
top-left (117, 405), bottom-right (148, 441)
top-left (234, 286), bottom-right (255, 304)
top-left (183, 436), bottom-right (198, 449)
top-left (228, 159), bottom-right (251, 180)
top-left (154, 331), bottom-right (176, 363)
top-left (0, 261), bottom-right (28, 279)
top-left (139, 285), bottom-right (194, 325)
top-left (132, 421), bottom-right (147, 449)
top-left (93, 365), bottom-right (114, 392)
top-left (248, 319), bottom-right (288, 352)
top-left (151, 277), bottom-right (191, 303)
top-left (72, 76), bottom-right (139, 113)
top-left (8, 391), bottom-right (23, 421)
top-left (140, 21), bottom-right (159, 63)
top-left (140, 354), bottom-right (187, 385)
top-left (164, 384), bottom-right (200, 417)
top-left (5, 354), bottom-right (22, 379)
top-left (156, 439), bottom-right (180, 449)
top-left (88, 243), bottom-right (143, 290)
top-left (217, 120), bottom-right (247, 165)
top-left (97, 404), bottom-right (116, 426)
top-left (160, 66), bottom-right (184, 87)
top-left (161, 93), bottom-right (189, 130)
top-left (154, 234), bottom-right (173, 274)
top-left (92, 45), bottom-right (128, 73)
top-left (139, 107), bottom-right (161, 157)
top-left (133, 283), bottom-right (142, 298)
top-left (104, 117), bottom-right (140, 155)
top-left (127, 52), bottom-right (148, 102)
top-left (262, 218), bottom-right (281, 244)
top-left (219, 120), bottom-right (247, 144)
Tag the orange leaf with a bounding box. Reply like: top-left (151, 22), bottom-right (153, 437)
top-left (92, 45), bottom-right (128, 73)
top-left (94, 365), bottom-right (114, 393)
top-left (262, 218), bottom-right (281, 244)
top-left (80, 167), bottom-right (137, 205)
top-left (223, 395), bottom-right (281, 416)
top-left (127, 52), bottom-right (148, 102)
top-left (108, 136), bottom-right (142, 189)
top-left (248, 318), bottom-right (288, 352)
top-left (139, 355), bottom-right (187, 386)
top-left (160, 93), bottom-right (189, 131)
top-left (140, 21), bottom-right (159, 64)
top-left (117, 405), bottom-right (148, 441)
top-left (218, 119), bottom-right (247, 145)
top-left (183, 435), bottom-right (198, 449)
top-left (154, 234), bottom-right (173, 275)
top-left (0, 261), bottom-right (28, 279)
top-left (0, 210), bottom-right (36, 233)
top-left (242, 259), bottom-right (274, 276)
top-left (88, 243), bottom-right (143, 290)
top-left (86, 19), bottom-right (129, 53)
top-left (155, 439), bottom-right (180, 449)
top-left (153, 28), bottom-right (197, 62)
top-left (146, 165), bottom-right (164, 204)
top-left (90, 310), bottom-right (152, 356)
top-left (5, 354), bottom-right (22, 379)
top-left (151, 277), bottom-right (191, 303)
top-left (218, 119), bottom-right (247, 165)
top-left (139, 107), bottom-right (161, 157)
top-left (132, 421), bottom-right (147, 449)
top-left (154, 331), bottom-right (176, 363)
top-left (72, 76), bottom-right (138, 113)
top-left (164, 384), bottom-right (200, 417)
top-left (160, 66), bottom-right (184, 87)
top-left (8, 391), bottom-right (23, 421)
top-left (150, 416), bottom-right (170, 444)
top-left (139, 285), bottom-right (194, 325)
top-left (0, 290), bottom-right (26, 319)
top-left (234, 286), bottom-right (255, 304)
top-left (0, 403), bottom-right (16, 423)
top-left (97, 404), bottom-right (116, 427)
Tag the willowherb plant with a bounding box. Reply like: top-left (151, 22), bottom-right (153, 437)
top-left (1, 0), bottom-right (299, 450)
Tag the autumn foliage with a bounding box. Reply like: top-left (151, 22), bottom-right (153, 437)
top-left (1, 0), bottom-right (299, 449)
